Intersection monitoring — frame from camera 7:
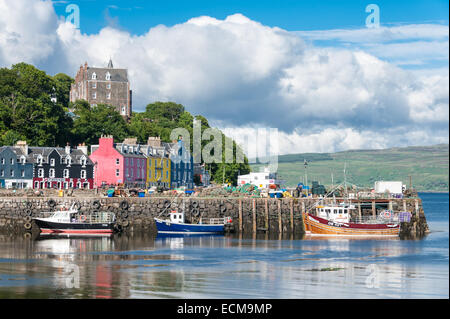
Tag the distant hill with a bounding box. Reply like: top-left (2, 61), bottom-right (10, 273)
top-left (250, 144), bottom-right (449, 192)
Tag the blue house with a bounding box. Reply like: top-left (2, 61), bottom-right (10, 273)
top-left (167, 139), bottom-right (194, 189)
top-left (0, 142), bottom-right (34, 189)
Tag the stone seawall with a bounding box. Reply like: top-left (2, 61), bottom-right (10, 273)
top-left (0, 196), bottom-right (429, 238)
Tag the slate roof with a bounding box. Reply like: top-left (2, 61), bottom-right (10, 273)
top-left (87, 67), bottom-right (128, 82)
top-left (0, 146), bottom-right (92, 165)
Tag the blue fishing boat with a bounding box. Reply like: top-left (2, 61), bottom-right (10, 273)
top-left (154, 210), bottom-right (232, 234)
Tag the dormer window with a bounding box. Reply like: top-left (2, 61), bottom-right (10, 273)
top-left (67, 156), bottom-right (72, 166)
top-left (105, 72), bottom-right (111, 80)
top-left (37, 155), bottom-right (43, 165)
top-left (92, 72), bottom-right (97, 80)
top-left (80, 156), bottom-right (87, 166)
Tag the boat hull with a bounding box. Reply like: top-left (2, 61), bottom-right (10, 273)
top-left (303, 213), bottom-right (400, 236)
top-left (154, 218), bottom-right (225, 234)
top-left (33, 219), bottom-right (115, 234)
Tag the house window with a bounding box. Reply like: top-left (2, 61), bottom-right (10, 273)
top-left (38, 168), bottom-right (44, 178)
top-left (80, 156), bottom-right (86, 166)
top-left (0, 169), bottom-right (3, 177)
top-left (106, 72), bottom-right (111, 80)
top-left (20, 156), bottom-right (26, 164)
top-left (130, 158), bottom-right (133, 166)
top-left (107, 92), bottom-right (111, 99)
top-left (107, 83), bottom-right (111, 89)
top-left (37, 156), bottom-right (43, 165)
top-left (10, 158), bottom-right (14, 165)
top-left (49, 168), bottom-right (55, 178)
top-left (116, 169), bottom-right (119, 177)
top-left (50, 158), bottom-right (55, 166)
top-left (92, 72), bottom-right (97, 80)
top-left (63, 169), bottom-right (69, 178)
top-left (21, 170), bottom-right (25, 177)
top-left (116, 158), bottom-right (120, 165)
top-left (121, 106), bottom-right (126, 115)
top-left (34, 181), bottom-right (39, 188)
top-left (92, 92), bottom-right (96, 99)
top-left (80, 170), bottom-right (86, 179)
top-left (1, 158), bottom-right (4, 164)
top-left (92, 82), bottom-right (97, 88)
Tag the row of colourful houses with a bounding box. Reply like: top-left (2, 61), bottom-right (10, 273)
top-left (0, 136), bottom-right (206, 190)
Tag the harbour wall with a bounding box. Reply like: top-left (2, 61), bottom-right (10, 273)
top-left (0, 196), bottom-right (429, 238)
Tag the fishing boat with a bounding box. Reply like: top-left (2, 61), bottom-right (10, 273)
top-left (33, 203), bottom-right (116, 234)
top-left (154, 210), bottom-right (233, 234)
top-left (302, 163), bottom-right (400, 237)
top-left (302, 203), bottom-right (400, 236)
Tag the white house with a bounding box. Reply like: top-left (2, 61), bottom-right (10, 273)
top-left (238, 167), bottom-right (285, 189)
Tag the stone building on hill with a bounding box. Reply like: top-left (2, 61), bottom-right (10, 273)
top-left (69, 59), bottom-right (132, 117)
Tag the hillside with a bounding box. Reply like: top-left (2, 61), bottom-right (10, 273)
top-left (251, 144), bottom-right (449, 192)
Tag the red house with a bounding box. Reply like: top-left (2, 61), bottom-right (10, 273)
top-left (90, 136), bottom-right (147, 188)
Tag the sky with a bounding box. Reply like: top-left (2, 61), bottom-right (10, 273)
top-left (0, 0), bottom-right (448, 157)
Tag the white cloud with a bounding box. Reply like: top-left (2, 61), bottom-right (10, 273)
top-left (0, 0), bottom-right (448, 156)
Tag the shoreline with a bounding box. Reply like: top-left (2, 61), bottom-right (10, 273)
top-left (417, 191), bottom-right (449, 194)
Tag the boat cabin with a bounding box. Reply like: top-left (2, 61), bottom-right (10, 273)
top-left (169, 210), bottom-right (185, 224)
top-left (316, 205), bottom-right (353, 223)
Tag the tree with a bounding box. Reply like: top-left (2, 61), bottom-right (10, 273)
top-left (53, 73), bottom-right (74, 109)
top-left (0, 63), bottom-right (72, 147)
top-left (71, 101), bottom-right (129, 146)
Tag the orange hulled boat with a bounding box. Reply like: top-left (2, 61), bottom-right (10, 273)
top-left (302, 203), bottom-right (400, 237)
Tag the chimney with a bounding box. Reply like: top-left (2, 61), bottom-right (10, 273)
top-left (99, 135), bottom-right (114, 149)
top-left (65, 143), bottom-right (71, 155)
top-left (147, 136), bottom-right (161, 147)
top-left (15, 140), bottom-right (28, 155)
top-left (77, 143), bottom-right (88, 155)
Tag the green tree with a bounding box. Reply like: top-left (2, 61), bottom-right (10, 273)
top-left (53, 73), bottom-right (74, 109)
top-left (0, 63), bottom-right (72, 146)
top-left (71, 101), bottom-right (129, 146)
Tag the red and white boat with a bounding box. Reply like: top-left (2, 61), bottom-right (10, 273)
top-left (33, 203), bottom-right (116, 234)
top-left (302, 203), bottom-right (400, 237)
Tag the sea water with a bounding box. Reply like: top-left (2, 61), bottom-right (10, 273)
top-left (0, 193), bottom-right (448, 299)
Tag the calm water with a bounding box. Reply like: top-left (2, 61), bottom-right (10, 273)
top-left (0, 193), bottom-right (448, 299)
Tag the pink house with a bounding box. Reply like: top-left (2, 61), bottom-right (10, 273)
top-left (89, 136), bottom-right (147, 188)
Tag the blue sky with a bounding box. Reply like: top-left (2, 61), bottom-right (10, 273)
top-left (53, 0), bottom-right (449, 34)
top-left (1, 0), bottom-right (448, 154)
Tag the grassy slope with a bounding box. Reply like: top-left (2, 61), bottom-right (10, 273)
top-left (251, 144), bottom-right (449, 192)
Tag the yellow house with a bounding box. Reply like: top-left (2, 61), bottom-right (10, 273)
top-left (147, 156), bottom-right (171, 188)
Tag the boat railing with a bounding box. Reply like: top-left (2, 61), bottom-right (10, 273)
top-left (351, 214), bottom-right (400, 224)
top-left (201, 217), bottom-right (232, 225)
top-left (80, 212), bottom-right (115, 224)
